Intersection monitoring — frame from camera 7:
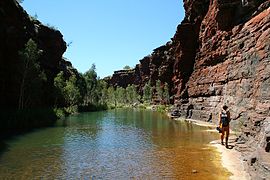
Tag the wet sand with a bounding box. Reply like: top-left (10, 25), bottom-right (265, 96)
top-left (172, 117), bottom-right (251, 180)
top-left (211, 139), bottom-right (250, 180)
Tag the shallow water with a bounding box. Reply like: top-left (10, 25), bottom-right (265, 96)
top-left (0, 109), bottom-right (230, 179)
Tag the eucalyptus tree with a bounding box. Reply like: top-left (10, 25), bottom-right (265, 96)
top-left (18, 38), bottom-right (45, 109)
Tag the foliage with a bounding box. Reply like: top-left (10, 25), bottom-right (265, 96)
top-left (54, 71), bottom-right (66, 106)
top-left (84, 64), bottom-right (98, 105)
top-left (126, 84), bottom-right (139, 104)
top-left (18, 38), bottom-right (46, 109)
top-left (156, 80), bottom-right (163, 102)
top-left (143, 81), bottom-right (152, 103)
top-left (54, 72), bottom-right (81, 112)
top-left (163, 82), bottom-right (170, 104)
top-left (100, 80), bottom-right (108, 105)
top-left (156, 105), bottom-right (167, 112)
top-left (64, 75), bottom-right (81, 106)
top-left (52, 62), bottom-right (172, 114)
top-left (123, 65), bottom-right (131, 70)
top-left (107, 86), bottom-right (116, 107)
top-left (53, 108), bottom-right (66, 119)
top-left (116, 87), bottom-right (126, 104)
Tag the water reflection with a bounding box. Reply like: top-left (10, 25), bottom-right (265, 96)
top-left (0, 109), bottom-right (230, 179)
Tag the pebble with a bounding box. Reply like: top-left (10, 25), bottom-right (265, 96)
top-left (192, 169), bottom-right (198, 173)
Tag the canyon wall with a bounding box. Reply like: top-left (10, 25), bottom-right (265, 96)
top-left (0, 0), bottom-right (78, 135)
top-left (109, 0), bottom-right (270, 178)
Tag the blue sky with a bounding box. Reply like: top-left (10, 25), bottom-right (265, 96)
top-left (22, 0), bottom-right (184, 78)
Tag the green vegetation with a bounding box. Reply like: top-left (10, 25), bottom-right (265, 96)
top-left (1, 39), bottom-right (57, 137)
top-left (163, 82), bottom-right (170, 104)
top-left (156, 80), bottom-right (163, 102)
top-left (143, 81), bottom-right (152, 103)
top-left (54, 72), bottom-right (82, 114)
top-left (18, 40), bottom-right (171, 115)
top-left (105, 84), bottom-right (141, 108)
top-left (18, 39), bottom-right (45, 110)
top-left (93, 78), bottom-right (171, 110)
top-left (3, 38), bottom-right (172, 138)
top-left (123, 65), bottom-right (131, 70)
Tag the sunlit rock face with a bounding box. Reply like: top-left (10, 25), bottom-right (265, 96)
top-left (109, 0), bottom-right (270, 178)
top-left (186, 1), bottom-right (270, 178)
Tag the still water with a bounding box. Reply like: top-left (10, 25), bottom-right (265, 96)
top-left (0, 109), bottom-right (230, 179)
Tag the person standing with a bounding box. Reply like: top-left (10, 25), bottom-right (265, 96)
top-left (219, 105), bottom-right (231, 148)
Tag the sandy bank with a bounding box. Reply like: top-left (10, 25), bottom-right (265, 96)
top-left (210, 139), bottom-right (250, 180)
top-left (170, 116), bottom-right (250, 179)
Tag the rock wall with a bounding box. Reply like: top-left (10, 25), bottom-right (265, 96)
top-left (109, 0), bottom-right (270, 178)
top-left (0, 0), bottom-right (74, 109)
top-left (109, 69), bottom-right (137, 88)
top-left (0, 0), bottom-right (80, 137)
top-left (187, 1), bottom-right (270, 178)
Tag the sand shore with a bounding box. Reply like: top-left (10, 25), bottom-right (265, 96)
top-left (172, 117), bottom-right (250, 179)
top-left (210, 139), bottom-right (250, 180)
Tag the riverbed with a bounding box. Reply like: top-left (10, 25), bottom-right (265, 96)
top-left (0, 109), bottom-right (230, 179)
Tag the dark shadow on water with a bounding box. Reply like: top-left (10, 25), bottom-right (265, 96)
top-left (0, 123), bottom-right (59, 158)
top-left (0, 141), bottom-right (9, 158)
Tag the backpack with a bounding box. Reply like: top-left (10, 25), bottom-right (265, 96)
top-left (221, 111), bottom-right (229, 127)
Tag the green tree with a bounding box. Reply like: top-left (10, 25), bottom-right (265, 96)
top-left (126, 85), bottom-right (133, 104)
top-left (18, 38), bottom-right (45, 109)
top-left (53, 71), bottom-right (66, 105)
top-left (163, 82), bottom-right (170, 104)
top-left (156, 80), bottom-right (163, 102)
top-left (107, 86), bottom-right (116, 107)
top-left (115, 86), bottom-right (126, 105)
top-left (143, 81), bottom-right (152, 103)
top-left (76, 72), bottom-right (87, 104)
top-left (126, 84), bottom-right (139, 105)
top-left (54, 72), bottom-right (81, 107)
top-left (123, 65), bottom-right (131, 70)
top-left (84, 64), bottom-right (98, 104)
top-left (64, 75), bottom-right (81, 106)
top-left (99, 80), bottom-right (108, 105)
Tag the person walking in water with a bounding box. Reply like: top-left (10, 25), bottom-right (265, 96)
top-left (219, 105), bottom-right (231, 148)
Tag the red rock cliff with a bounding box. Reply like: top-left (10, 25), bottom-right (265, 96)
top-left (109, 0), bottom-right (270, 178)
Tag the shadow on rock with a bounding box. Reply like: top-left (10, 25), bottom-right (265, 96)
top-left (226, 145), bottom-right (235, 149)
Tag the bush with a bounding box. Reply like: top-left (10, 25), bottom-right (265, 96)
top-left (156, 105), bottom-right (167, 113)
top-left (138, 104), bottom-right (147, 109)
top-left (53, 108), bottom-right (67, 119)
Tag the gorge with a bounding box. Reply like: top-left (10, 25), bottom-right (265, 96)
top-left (108, 0), bottom-right (270, 178)
top-left (0, 0), bottom-right (269, 179)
